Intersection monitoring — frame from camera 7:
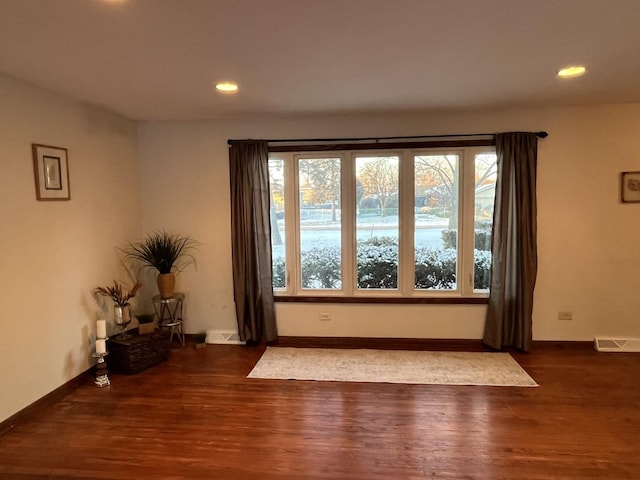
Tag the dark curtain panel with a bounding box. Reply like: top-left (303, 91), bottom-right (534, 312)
top-left (483, 132), bottom-right (539, 352)
top-left (229, 140), bottom-right (278, 344)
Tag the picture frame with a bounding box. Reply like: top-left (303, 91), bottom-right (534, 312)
top-left (621, 171), bottom-right (640, 203)
top-left (32, 144), bottom-right (70, 201)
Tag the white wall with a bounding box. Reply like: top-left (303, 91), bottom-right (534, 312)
top-left (3, 74), bottom-right (638, 425)
top-left (137, 104), bottom-right (640, 342)
top-left (0, 74), bottom-right (141, 423)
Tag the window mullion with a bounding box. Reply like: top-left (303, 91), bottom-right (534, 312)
top-left (289, 153), bottom-right (302, 294)
top-left (400, 151), bottom-right (415, 296)
top-left (341, 154), bottom-right (354, 294)
top-left (460, 150), bottom-right (475, 296)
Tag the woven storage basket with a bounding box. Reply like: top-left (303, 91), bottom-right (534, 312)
top-left (108, 329), bottom-right (171, 374)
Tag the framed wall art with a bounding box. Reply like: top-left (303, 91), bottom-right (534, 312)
top-left (32, 144), bottom-right (70, 201)
top-left (620, 171), bottom-right (640, 203)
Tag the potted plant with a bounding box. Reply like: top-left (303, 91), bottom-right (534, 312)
top-left (95, 281), bottom-right (142, 339)
top-left (124, 231), bottom-right (198, 299)
top-left (135, 313), bottom-right (156, 335)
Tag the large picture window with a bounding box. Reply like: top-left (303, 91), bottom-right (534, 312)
top-left (269, 145), bottom-right (496, 299)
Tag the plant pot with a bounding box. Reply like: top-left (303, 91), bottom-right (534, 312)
top-left (114, 304), bottom-right (132, 326)
top-left (157, 273), bottom-right (175, 299)
top-left (114, 304), bottom-right (133, 339)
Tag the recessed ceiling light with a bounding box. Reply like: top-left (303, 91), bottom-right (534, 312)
top-left (215, 82), bottom-right (239, 93)
top-left (557, 66), bottom-right (586, 78)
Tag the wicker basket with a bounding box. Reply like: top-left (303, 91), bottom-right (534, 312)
top-left (108, 329), bottom-right (170, 374)
top-left (156, 273), bottom-right (175, 299)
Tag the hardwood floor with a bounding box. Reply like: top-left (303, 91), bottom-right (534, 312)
top-left (0, 340), bottom-right (639, 479)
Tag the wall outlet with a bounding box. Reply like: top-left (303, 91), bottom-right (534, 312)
top-left (319, 313), bottom-right (331, 321)
top-left (557, 311), bottom-right (573, 321)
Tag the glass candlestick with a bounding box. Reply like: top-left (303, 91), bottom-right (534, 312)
top-left (92, 350), bottom-right (110, 387)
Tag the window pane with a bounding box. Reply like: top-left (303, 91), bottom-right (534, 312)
top-left (356, 156), bottom-right (399, 289)
top-left (298, 158), bottom-right (342, 289)
top-left (474, 153), bottom-right (497, 290)
top-left (269, 158), bottom-right (286, 289)
top-left (414, 154), bottom-right (459, 290)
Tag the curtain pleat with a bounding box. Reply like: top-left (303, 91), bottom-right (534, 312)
top-left (229, 140), bottom-right (278, 344)
top-left (483, 132), bottom-right (538, 352)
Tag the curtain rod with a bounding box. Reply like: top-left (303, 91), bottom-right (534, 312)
top-left (227, 131), bottom-right (548, 145)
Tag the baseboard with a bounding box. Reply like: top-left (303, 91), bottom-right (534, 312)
top-left (0, 368), bottom-right (93, 437)
top-left (184, 333), bottom-right (195, 342)
top-left (276, 336), bottom-right (490, 350)
top-left (276, 336), bottom-right (594, 351)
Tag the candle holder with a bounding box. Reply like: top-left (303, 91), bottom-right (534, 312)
top-left (92, 351), bottom-right (111, 387)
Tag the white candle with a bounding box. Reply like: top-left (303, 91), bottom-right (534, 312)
top-left (96, 339), bottom-right (106, 355)
top-left (96, 319), bottom-right (107, 339)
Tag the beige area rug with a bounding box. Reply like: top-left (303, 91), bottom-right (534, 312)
top-left (248, 347), bottom-right (538, 387)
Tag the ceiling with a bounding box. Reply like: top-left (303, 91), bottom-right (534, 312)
top-left (1, 0), bottom-right (640, 122)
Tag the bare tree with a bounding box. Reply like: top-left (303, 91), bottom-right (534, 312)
top-left (415, 155), bottom-right (458, 227)
top-left (358, 157), bottom-right (399, 217)
top-left (415, 154), bottom-right (497, 228)
top-left (474, 154), bottom-right (498, 188)
top-left (299, 158), bottom-right (341, 221)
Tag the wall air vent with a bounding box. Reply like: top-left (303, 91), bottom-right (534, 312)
top-left (594, 337), bottom-right (640, 352)
top-left (206, 330), bottom-right (245, 345)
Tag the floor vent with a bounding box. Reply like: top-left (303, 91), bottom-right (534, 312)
top-left (206, 330), bottom-right (245, 345)
top-left (594, 337), bottom-right (640, 352)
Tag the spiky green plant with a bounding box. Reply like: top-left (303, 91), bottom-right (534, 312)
top-left (95, 281), bottom-right (142, 306)
top-left (124, 231), bottom-right (198, 274)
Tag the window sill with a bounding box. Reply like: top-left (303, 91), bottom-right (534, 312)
top-left (274, 296), bottom-right (488, 305)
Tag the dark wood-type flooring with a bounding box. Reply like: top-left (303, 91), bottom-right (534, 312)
top-left (0, 339), bottom-right (639, 479)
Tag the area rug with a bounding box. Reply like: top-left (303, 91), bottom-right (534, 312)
top-left (248, 347), bottom-right (538, 387)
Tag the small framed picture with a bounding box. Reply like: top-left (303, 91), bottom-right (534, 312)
top-left (32, 144), bottom-right (70, 201)
top-left (621, 171), bottom-right (640, 203)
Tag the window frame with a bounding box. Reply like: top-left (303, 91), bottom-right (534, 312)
top-left (269, 142), bottom-right (495, 302)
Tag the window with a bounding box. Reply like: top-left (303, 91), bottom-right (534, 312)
top-left (298, 157), bottom-right (342, 289)
top-left (269, 145), bottom-right (496, 299)
top-left (356, 155), bottom-right (399, 290)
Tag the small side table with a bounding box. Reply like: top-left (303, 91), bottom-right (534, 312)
top-left (152, 293), bottom-right (185, 346)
